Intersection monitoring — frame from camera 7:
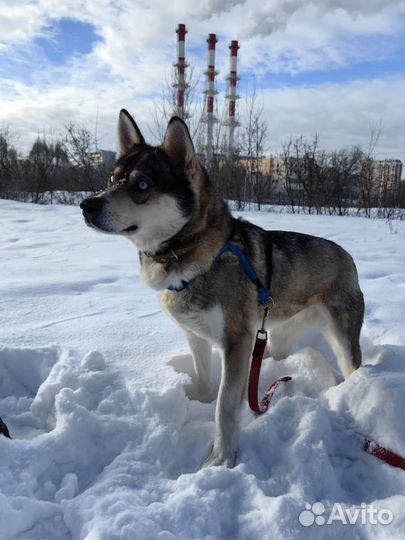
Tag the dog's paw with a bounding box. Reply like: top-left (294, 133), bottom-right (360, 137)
top-left (202, 449), bottom-right (235, 468)
top-left (184, 383), bottom-right (216, 403)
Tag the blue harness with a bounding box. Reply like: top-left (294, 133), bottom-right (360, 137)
top-left (167, 243), bottom-right (271, 306)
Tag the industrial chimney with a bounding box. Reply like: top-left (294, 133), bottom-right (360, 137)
top-left (174, 24), bottom-right (188, 119)
top-left (224, 40), bottom-right (240, 156)
top-left (202, 33), bottom-right (219, 163)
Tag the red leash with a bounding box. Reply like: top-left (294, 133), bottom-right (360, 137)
top-left (247, 328), bottom-right (292, 414)
top-left (248, 320), bottom-right (405, 471)
top-left (362, 437), bottom-right (405, 471)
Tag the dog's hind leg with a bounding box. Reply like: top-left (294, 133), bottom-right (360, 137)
top-left (185, 332), bottom-right (215, 402)
top-left (324, 292), bottom-right (364, 380)
top-left (268, 305), bottom-right (328, 360)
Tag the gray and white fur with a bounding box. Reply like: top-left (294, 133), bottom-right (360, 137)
top-left (80, 110), bottom-right (364, 468)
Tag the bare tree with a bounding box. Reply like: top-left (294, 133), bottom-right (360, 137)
top-left (301, 134), bottom-right (323, 214)
top-left (357, 127), bottom-right (382, 217)
top-left (240, 83), bottom-right (269, 210)
top-left (0, 127), bottom-right (20, 198)
top-left (284, 134), bottom-right (325, 214)
top-left (150, 63), bottom-right (203, 144)
top-left (279, 135), bottom-right (365, 215)
top-left (26, 137), bottom-right (69, 203)
top-left (2, 116), bottom-right (403, 218)
top-left (212, 149), bottom-right (247, 210)
top-left (325, 147), bottom-right (362, 216)
top-left (63, 123), bottom-right (107, 193)
top-left (279, 140), bottom-right (296, 212)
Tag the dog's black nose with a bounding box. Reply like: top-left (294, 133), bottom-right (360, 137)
top-left (80, 197), bottom-right (105, 214)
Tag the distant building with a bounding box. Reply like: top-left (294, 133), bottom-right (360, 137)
top-left (268, 155), bottom-right (305, 194)
top-left (233, 155), bottom-right (285, 194)
top-left (372, 159), bottom-right (402, 194)
top-left (268, 156), bottom-right (288, 194)
top-left (89, 150), bottom-right (116, 168)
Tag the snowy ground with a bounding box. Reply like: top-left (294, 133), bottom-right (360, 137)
top-left (0, 199), bottom-right (404, 540)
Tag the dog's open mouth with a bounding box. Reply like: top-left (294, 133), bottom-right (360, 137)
top-left (122, 225), bottom-right (138, 233)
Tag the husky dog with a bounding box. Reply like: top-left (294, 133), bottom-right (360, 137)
top-left (80, 110), bottom-right (364, 467)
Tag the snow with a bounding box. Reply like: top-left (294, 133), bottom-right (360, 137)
top-left (0, 199), bottom-right (404, 540)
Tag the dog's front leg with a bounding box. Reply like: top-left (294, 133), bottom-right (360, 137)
top-left (204, 333), bottom-right (252, 468)
top-left (185, 332), bottom-right (215, 403)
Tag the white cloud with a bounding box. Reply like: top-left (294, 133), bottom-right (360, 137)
top-left (255, 77), bottom-right (405, 158)
top-left (194, 0), bottom-right (402, 34)
top-left (1, 0), bottom-right (402, 75)
top-left (221, 2), bottom-right (403, 76)
top-left (0, 3), bottom-right (48, 45)
top-left (0, 0), bottom-right (403, 161)
top-left (1, 71), bottom-right (403, 161)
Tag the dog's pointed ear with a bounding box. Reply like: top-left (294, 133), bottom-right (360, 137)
top-left (117, 109), bottom-right (145, 158)
top-left (162, 117), bottom-right (195, 166)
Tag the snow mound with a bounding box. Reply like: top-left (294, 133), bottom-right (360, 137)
top-left (1, 344), bottom-right (404, 539)
top-left (0, 347), bottom-right (57, 400)
top-left (1, 201), bottom-right (404, 539)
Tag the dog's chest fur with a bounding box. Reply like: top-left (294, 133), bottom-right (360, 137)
top-left (141, 250), bottom-right (263, 350)
top-left (162, 290), bottom-right (225, 346)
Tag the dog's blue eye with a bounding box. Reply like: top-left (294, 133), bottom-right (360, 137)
top-left (138, 179), bottom-right (149, 191)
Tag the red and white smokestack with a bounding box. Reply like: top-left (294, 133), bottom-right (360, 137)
top-left (203, 33), bottom-right (219, 162)
top-left (175, 23), bottom-right (188, 119)
top-left (206, 33), bottom-right (217, 115)
top-left (226, 40), bottom-right (240, 155)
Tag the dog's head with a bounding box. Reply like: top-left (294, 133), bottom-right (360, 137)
top-left (80, 110), bottom-right (199, 253)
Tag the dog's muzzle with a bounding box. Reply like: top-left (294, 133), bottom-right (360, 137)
top-left (80, 196), bottom-right (105, 216)
top-left (80, 196), bottom-right (137, 234)
top-left (80, 196), bottom-right (106, 226)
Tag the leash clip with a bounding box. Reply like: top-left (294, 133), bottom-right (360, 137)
top-left (260, 306), bottom-right (269, 332)
top-left (263, 295), bottom-right (275, 311)
top-left (260, 296), bottom-right (274, 331)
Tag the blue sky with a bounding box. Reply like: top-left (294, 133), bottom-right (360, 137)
top-left (34, 19), bottom-right (99, 65)
top-left (0, 20), bottom-right (98, 86)
top-left (0, 1), bottom-right (404, 158)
